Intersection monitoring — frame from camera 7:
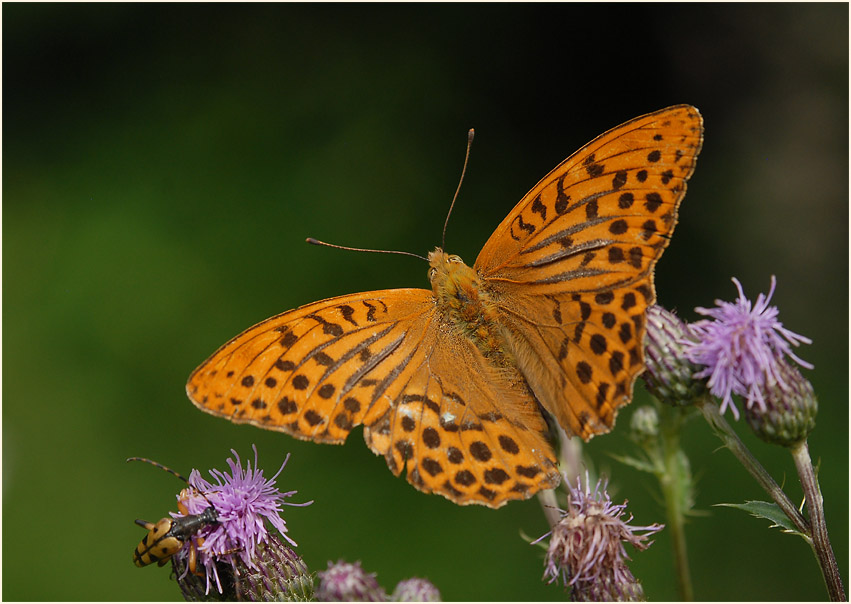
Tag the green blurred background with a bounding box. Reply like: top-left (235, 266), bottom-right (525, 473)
top-left (4, 4), bottom-right (848, 601)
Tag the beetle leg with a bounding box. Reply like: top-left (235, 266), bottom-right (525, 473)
top-left (188, 539), bottom-right (207, 578)
top-left (187, 542), bottom-right (199, 577)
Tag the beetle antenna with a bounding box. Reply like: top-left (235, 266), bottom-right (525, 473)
top-left (127, 457), bottom-right (190, 484)
top-left (441, 128), bottom-right (475, 250)
top-left (127, 457), bottom-right (216, 508)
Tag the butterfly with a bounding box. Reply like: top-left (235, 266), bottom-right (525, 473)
top-left (187, 105), bottom-right (704, 508)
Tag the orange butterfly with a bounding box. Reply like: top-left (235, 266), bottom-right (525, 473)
top-left (187, 105), bottom-right (704, 508)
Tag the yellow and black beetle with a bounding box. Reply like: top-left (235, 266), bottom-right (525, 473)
top-left (128, 457), bottom-right (220, 576)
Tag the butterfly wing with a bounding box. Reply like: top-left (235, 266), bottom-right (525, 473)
top-left (187, 289), bottom-right (559, 507)
top-left (474, 105), bottom-right (704, 439)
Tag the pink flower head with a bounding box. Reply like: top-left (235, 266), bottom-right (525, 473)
top-left (392, 577), bottom-right (441, 602)
top-left (316, 560), bottom-right (388, 602)
top-left (685, 276), bottom-right (813, 419)
top-left (174, 445), bottom-right (312, 594)
top-left (534, 473), bottom-right (663, 599)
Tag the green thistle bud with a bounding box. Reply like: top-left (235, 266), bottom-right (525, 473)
top-left (629, 406), bottom-right (660, 446)
top-left (235, 534), bottom-right (315, 601)
top-left (643, 306), bottom-right (706, 406)
top-left (174, 533), bottom-right (314, 602)
top-left (745, 359), bottom-right (817, 447)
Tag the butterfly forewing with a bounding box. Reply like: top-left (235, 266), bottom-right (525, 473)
top-left (475, 105), bottom-right (704, 439)
top-left (475, 105), bottom-right (702, 284)
top-left (187, 290), bottom-right (435, 443)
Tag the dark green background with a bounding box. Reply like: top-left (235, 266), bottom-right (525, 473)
top-left (4, 3), bottom-right (848, 601)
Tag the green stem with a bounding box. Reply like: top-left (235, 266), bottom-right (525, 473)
top-left (658, 405), bottom-right (694, 601)
top-left (790, 441), bottom-right (846, 601)
top-left (537, 487), bottom-right (562, 530)
top-left (695, 397), bottom-right (810, 535)
top-left (539, 427), bottom-right (585, 533)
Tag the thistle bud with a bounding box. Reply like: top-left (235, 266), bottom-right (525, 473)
top-left (629, 405), bottom-right (660, 446)
top-left (643, 305), bottom-right (706, 406)
top-left (234, 533), bottom-right (314, 601)
top-left (745, 358), bottom-right (817, 447)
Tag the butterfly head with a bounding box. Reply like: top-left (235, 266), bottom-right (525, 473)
top-left (427, 247), bottom-right (487, 303)
top-left (427, 248), bottom-right (468, 294)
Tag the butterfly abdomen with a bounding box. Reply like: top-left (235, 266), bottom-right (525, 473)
top-left (428, 249), bottom-right (513, 368)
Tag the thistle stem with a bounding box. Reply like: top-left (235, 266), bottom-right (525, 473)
top-left (538, 488), bottom-right (562, 530)
top-left (790, 441), bottom-right (845, 601)
top-left (695, 397), bottom-right (810, 534)
top-left (658, 406), bottom-right (694, 601)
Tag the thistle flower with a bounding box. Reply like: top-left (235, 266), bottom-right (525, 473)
top-left (684, 276), bottom-right (813, 420)
top-left (316, 560), bottom-right (388, 602)
top-left (173, 446), bottom-right (313, 597)
top-left (535, 474), bottom-right (663, 601)
top-left (391, 577), bottom-right (441, 602)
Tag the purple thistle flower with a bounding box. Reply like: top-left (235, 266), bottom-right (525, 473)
top-left (534, 473), bottom-right (663, 601)
top-left (685, 276), bottom-right (813, 420)
top-left (174, 445), bottom-right (312, 595)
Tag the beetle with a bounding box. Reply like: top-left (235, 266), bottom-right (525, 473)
top-left (128, 457), bottom-right (220, 576)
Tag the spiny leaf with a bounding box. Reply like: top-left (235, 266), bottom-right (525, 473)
top-left (715, 500), bottom-right (809, 541)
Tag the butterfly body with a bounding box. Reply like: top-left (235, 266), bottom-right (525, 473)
top-left (188, 105), bottom-right (704, 508)
top-left (428, 249), bottom-right (513, 368)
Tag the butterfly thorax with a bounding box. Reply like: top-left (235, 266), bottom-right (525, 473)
top-left (428, 249), bottom-right (513, 368)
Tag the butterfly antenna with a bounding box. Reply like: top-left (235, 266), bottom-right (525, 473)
top-left (441, 128), bottom-right (475, 250)
top-left (306, 238), bottom-right (427, 261)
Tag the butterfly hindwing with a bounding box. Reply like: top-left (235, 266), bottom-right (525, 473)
top-left (362, 322), bottom-right (560, 507)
